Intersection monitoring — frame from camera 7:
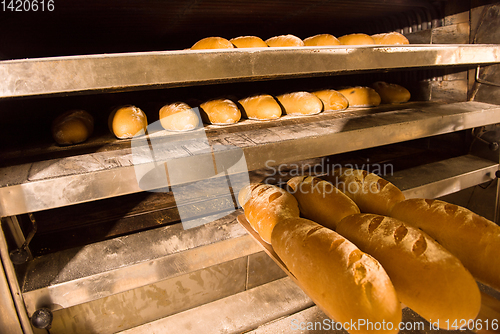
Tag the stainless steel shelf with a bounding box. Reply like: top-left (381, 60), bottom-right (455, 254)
top-left (1, 44), bottom-right (499, 99)
top-left (18, 152), bottom-right (498, 326)
top-left (1, 101), bottom-right (500, 217)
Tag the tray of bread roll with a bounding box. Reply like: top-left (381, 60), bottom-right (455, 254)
top-left (237, 170), bottom-right (500, 334)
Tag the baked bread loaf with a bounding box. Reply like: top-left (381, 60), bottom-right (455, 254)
top-left (108, 105), bottom-right (148, 139)
top-left (52, 110), bottom-right (94, 145)
top-left (238, 94), bottom-right (282, 120)
top-left (238, 183), bottom-right (300, 243)
top-left (303, 34), bottom-right (341, 46)
top-left (336, 213), bottom-right (481, 328)
top-left (276, 91), bottom-right (323, 115)
top-left (326, 169), bottom-right (405, 216)
top-left (338, 33), bottom-right (375, 45)
top-left (272, 217), bottom-right (401, 333)
top-left (159, 102), bottom-right (200, 131)
top-left (371, 32), bottom-right (409, 45)
top-left (287, 175), bottom-right (360, 230)
top-left (312, 89), bottom-right (349, 111)
top-left (390, 198), bottom-right (500, 291)
top-left (230, 36), bottom-right (268, 48)
top-left (372, 81), bottom-right (411, 104)
top-left (191, 37), bottom-right (234, 50)
top-left (199, 99), bottom-right (241, 125)
top-left (265, 34), bottom-right (304, 47)
top-left (337, 87), bottom-right (381, 107)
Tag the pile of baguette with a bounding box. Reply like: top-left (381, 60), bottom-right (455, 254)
top-left (238, 169), bottom-right (500, 333)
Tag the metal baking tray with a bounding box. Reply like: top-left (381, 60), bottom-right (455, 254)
top-left (1, 44), bottom-right (499, 99)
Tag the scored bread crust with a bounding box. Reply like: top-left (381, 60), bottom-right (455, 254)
top-left (326, 169), bottom-right (405, 216)
top-left (238, 183), bottom-right (300, 243)
top-left (108, 105), bottom-right (148, 139)
top-left (336, 213), bottom-right (481, 327)
top-left (390, 198), bottom-right (500, 291)
top-left (272, 217), bottom-right (401, 334)
top-left (287, 175), bottom-right (360, 229)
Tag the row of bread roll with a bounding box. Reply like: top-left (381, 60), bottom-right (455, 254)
top-left (52, 82), bottom-right (410, 144)
top-left (284, 174), bottom-right (483, 329)
top-left (191, 32), bottom-right (409, 49)
top-left (238, 183), bottom-right (402, 334)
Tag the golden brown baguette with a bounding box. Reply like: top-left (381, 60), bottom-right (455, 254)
top-left (287, 175), bottom-right (360, 230)
top-left (336, 213), bottom-right (481, 328)
top-left (326, 169), bottom-right (405, 216)
top-left (238, 183), bottom-right (300, 243)
top-left (390, 198), bottom-right (500, 291)
top-left (272, 217), bottom-right (402, 334)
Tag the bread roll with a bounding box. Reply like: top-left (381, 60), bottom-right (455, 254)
top-left (336, 213), bottom-right (481, 328)
top-left (230, 36), bottom-right (268, 48)
top-left (303, 34), bottom-right (341, 46)
top-left (265, 34), bottom-right (304, 47)
top-left (272, 217), bottom-right (401, 334)
top-left (159, 102), bottom-right (200, 131)
top-left (390, 198), bottom-right (500, 291)
top-left (338, 33), bottom-right (375, 45)
top-left (238, 94), bottom-right (282, 120)
top-left (276, 91), bottom-right (323, 116)
top-left (238, 183), bottom-right (300, 244)
top-left (199, 99), bottom-right (241, 125)
top-left (312, 89), bottom-right (349, 111)
top-left (287, 176), bottom-right (360, 230)
top-left (108, 105), bottom-right (148, 139)
top-left (371, 32), bottom-right (409, 45)
top-left (327, 169), bottom-right (405, 216)
top-left (191, 37), bottom-right (234, 50)
top-left (372, 81), bottom-right (411, 104)
top-left (337, 87), bottom-right (381, 107)
top-left (52, 110), bottom-right (94, 145)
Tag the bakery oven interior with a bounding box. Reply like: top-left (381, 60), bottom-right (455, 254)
top-left (1, 0), bottom-right (500, 333)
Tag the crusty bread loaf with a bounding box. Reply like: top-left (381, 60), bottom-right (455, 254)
top-left (336, 213), bottom-right (481, 327)
top-left (265, 34), bottom-right (304, 47)
top-left (390, 198), bottom-right (500, 291)
top-left (372, 81), bottom-right (411, 104)
top-left (191, 37), bottom-right (234, 50)
top-left (276, 91), bottom-right (323, 115)
top-left (303, 34), bottom-right (341, 46)
top-left (371, 32), bottom-right (409, 45)
top-left (287, 176), bottom-right (360, 230)
top-left (338, 33), bottom-right (375, 45)
top-left (326, 169), bottom-right (405, 216)
top-left (159, 102), bottom-right (200, 131)
top-left (108, 105), bottom-right (148, 139)
top-left (52, 110), bottom-right (94, 145)
top-left (230, 36), bottom-right (268, 48)
top-left (238, 183), bottom-right (300, 243)
top-left (272, 217), bottom-right (401, 333)
top-left (199, 99), bottom-right (241, 125)
top-left (312, 89), bottom-right (349, 111)
top-left (238, 94), bottom-right (282, 120)
top-left (337, 87), bottom-right (381, 107)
